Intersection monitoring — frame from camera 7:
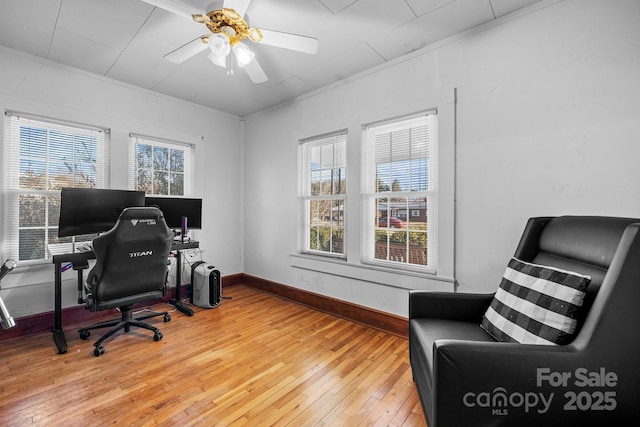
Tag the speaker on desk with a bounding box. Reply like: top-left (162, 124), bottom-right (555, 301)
top-left (190, 261), bottom-right (221, 308)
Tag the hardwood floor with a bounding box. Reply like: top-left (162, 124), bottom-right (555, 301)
top-left (0, 285), bottom-right (425, 426)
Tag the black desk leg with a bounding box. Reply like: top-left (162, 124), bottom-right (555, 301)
top-left (52, 262), bottom-right (68, 354)
top-left (169, 250), bottom-right (194, 316)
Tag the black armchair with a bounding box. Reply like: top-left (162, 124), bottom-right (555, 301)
top-left (409, 216), bottom-right (640, 426)
top-left (78, 207), bottom-right (173, 357)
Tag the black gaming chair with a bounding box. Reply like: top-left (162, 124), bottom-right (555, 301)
top-left (78, 206), bottom-right (173, 357)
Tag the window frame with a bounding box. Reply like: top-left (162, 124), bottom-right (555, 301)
top-left (128, 133), bottom-right (193, 197)
top-left (361, 111), bottom-right (437, 274)
top-left (2, 111), bottom-right (109, 264)
top-left (298, 130), bottom-right (348, 259)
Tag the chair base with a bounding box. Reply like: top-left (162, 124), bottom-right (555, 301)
top-left (78, 305), bottom-right (170, 356)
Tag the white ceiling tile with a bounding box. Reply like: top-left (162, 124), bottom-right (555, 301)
top-left (292, 60), bottom-right (342, 88)
top-left (366, 17), bottom-right (428, 61)
top-left (319, 43), bottom-right (384, 80)
top-left (0, 0), bottom-right (61, 57)
top-left (293, 43), bottom-right (384, 90)
top-left (189, 78), bottom-right (263, 111)
top-left (141, 9), bottom-right (205, 40)
top-left (136, 8), bottom-right (209, 63)
top-left (312, 0), bottom-right (417, 60)
top-left (426, 0), bottom-right (496, 34)
top-left (152, 56), bottom-right (216, 98)
top-left (165, 0), bottom-right (215, 14)
top-left (250, 45), bottom-right (323, 87)
top-left (253, 76), bottom-right (314, 106)
top-left (405, 0), bottom-right (455, 17)
top-left (489, 0), bottom-right (542, 17)
top-left (318, 0), bottom-right (359, 14)
top-left (224, 96), bottom-right (270, 117)
top-left (56, 0), bottom-right (151, 49)
top-left (248, 0), bottom-right (332, 46)
top-left (48, 28), bottom-right (122, 75)
top-left (369, 0), bottom-right (496, 61)
top-left (106, 34), bottom-right (181, 89)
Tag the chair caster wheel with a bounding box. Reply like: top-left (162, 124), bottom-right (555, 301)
top-left (163, 313), bottom-right (171, 322)
top-left (79, 330), bottom-right (91, 340)
top-left (154, 332), bottom-right (163, 342)
top-left (94, 346), bottom-right (105, 357)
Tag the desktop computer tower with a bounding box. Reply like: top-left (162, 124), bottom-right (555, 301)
top-left (190, 261), bottom-right (221, 308)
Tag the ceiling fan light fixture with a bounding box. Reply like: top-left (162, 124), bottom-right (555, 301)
top-left (233, 42), bottom-right (255, 67)
top-left (207, 50), bottom-right (227, 68)
top-left (209, 33), bottom-right (231, 57)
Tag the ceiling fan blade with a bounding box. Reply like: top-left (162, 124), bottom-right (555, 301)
top-left (258, 29), bottom-right (318, 54)
top-left (223, 0), bottom-right (252, 17)
top-left (244, 58), bottom-right (268, 83)
top-left (139, 0), bottom-right (195, 19)
top-left (164, 37), bottom-right (208, 63)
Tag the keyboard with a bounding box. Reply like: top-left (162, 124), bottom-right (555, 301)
top-left (47, 242), bottom-right (93, 256)
top-left (76, 243), bottom-right (93, 253)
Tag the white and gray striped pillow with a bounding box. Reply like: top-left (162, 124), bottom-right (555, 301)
top-left (481, 258), bottom-right (591, 345)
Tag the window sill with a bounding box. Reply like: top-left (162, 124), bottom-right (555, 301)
top-left (290, 253), bottom-right (455, 291)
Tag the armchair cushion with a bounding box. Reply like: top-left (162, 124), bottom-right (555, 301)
top-left (482, 257), bottom-right (591, 345)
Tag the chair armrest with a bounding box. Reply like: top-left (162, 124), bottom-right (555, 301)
top-left (431, 340), bottom-right (625, 426)
top-left (409, 290), bottom-right (494, 322)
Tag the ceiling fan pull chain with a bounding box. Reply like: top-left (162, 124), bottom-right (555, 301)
top-left (227, 53), bottom-right (234, 75)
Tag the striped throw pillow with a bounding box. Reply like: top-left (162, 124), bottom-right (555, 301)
top-left (481, 258), bottom-right (591, 345)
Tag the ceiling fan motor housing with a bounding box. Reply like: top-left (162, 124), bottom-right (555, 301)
top-left (195, 7), bottom-right (262, 46)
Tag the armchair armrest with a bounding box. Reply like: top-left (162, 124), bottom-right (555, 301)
top-left (409, 290), bottom-right (494, 322)
top-left (432, 340), bottom-right (629, 426)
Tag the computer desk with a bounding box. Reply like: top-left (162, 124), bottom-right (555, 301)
top-left (50, 240), bottom-right (199, 354)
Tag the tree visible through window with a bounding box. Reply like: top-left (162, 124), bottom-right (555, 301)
top-left (130, 135), bottom-right (190, 196)
top-left (2, 113), bottom-right (108, 262)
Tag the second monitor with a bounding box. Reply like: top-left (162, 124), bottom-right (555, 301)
top-left (145, 196), bottom-right (202, 230)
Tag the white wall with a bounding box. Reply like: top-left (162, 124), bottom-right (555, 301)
top-left (243, 0), bottom-right (640, 317)
top-left (0, 47), bottom-right (243, 318)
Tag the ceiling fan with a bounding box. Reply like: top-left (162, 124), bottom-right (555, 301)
top-left (140, 0), bottom-right (319, 83)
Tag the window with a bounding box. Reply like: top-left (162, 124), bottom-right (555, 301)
top-left (362, 112), bottom-right (437, 272)
top-left (298, 130), bottom-right (347, 257)
top-left (129, 134), bottom-right (192, 196)
top-left (291, 89), bottom-right (454, 288)
top-left (2, 112), bottom-right (109, 263)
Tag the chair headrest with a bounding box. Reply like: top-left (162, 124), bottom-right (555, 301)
top-left (539, 216), bottom-right (640, 268)
top-left (118, 206), bottom-right (164, 221)
top-left (94, 206), bottom-right (170, 242)
top-left (111, 207), bottom-right (166, 230)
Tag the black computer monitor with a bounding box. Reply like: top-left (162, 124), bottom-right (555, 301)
top-left (58, 188), bottom-right (146, 237)
top-left (145, 196), bottom-right (202, 230)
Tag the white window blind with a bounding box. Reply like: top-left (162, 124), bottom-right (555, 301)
top-left (128, 134), bottom-right (192, 196)
top-left (299, 130), bottom-right (347, 258)
top-left (2, 111), bottom-right (109, 263)
top-left (362, 111), bottom-right (437, 272)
